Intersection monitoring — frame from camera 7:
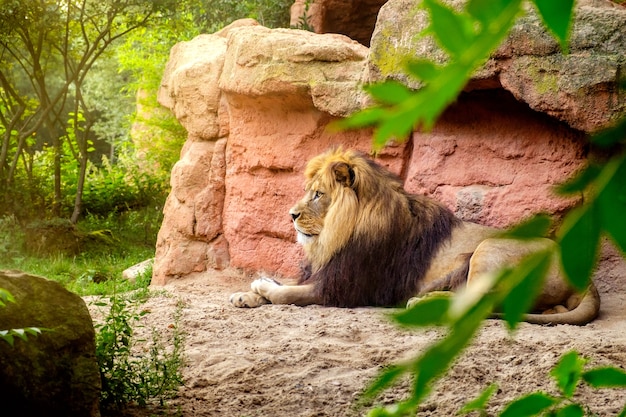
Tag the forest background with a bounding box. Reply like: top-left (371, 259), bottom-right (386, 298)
top-left (0, 0), bottom-right (293, 295)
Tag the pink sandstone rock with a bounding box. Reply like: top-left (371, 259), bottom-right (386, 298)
top-left (219, 25), bottom-right (369, 117)
top-left (405, 90), bottom-right (586, 228)
top-left (158, 19), bottom-right (260, 141)
top-left (158, 34), bottom-right (226, 141)
top-left (154, 3), bottom-right (625, 285)
top-left (155, 21), bottom-right (386, 282)
top-left (153, 140), bottom-right (227, 284)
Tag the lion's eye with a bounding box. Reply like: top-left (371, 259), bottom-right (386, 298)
top-left (313, 191), bottom-right (323, 200)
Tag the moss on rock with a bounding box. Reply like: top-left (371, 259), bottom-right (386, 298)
top-left (0, 271), bottom-right (101, 417)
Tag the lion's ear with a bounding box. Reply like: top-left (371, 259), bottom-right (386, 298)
top-left (332, 162), bottom-right (355, 188)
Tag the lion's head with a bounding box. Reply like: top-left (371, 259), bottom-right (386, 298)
top-left (289, 148), bottom-right (416, 273)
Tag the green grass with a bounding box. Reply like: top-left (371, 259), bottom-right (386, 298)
top-left (4, 252), bottom-right (155, 296)
top-left (0, 207), bottom-right (160, 296)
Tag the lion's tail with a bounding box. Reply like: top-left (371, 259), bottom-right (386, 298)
top-left (497, 282), bottom-right (601, 326)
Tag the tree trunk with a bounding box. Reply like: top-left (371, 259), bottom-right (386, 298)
top-left (70, 154), bottom-right (87, 224)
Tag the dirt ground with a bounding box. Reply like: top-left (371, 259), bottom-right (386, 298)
top-left (97, 251), bottom-right (626, 417)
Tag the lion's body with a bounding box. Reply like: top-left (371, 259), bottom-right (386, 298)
top-left (230, 149), bottom-right (600, 325)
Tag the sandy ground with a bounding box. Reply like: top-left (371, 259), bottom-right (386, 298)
top-left (91, 252), bottom-right (626, 417)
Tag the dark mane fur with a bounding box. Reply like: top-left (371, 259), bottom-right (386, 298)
top-left (299, 157), bottom-right (461, 307)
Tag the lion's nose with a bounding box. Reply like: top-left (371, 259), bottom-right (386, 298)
top-left (290, 211), bottom-right (300, 221)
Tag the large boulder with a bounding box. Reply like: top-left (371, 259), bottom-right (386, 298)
top-left (370, 0), bottom-right (626, 132)
top-left (368, 0), bottom-right (624, 227)
top-left (24, 218), bottom-right (81, 256)
top-left (0, 271), bottom-right (101, 416)
top-left (153, 20), bottom-right (252, 284)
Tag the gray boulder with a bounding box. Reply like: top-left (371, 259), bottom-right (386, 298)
top-left (0, 270), bottom-right (101, 417)
top-left (369, 0), bottom-right (626, 132)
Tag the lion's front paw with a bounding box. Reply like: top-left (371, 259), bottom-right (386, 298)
top-left (406, 296), bottom-right (420, 309)
top-left (406, 291), bottom-right (453, 309)
top-left (229, 291), bottom-right (269, 308)
top-left (250, 277), bottom-right (282, 299)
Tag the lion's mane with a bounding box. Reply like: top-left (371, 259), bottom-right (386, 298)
top-left (297, 149), bottom-right (461, 307)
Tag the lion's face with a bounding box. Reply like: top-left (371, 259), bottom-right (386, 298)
top-left (288, 149), bottom-right (361, 270)
top-left (289, 187), bottom-right (331, 245)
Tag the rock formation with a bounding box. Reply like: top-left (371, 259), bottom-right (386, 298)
top-left (154, 1), bottom-right (626, 285)
top-left (154, 19), bottom-right (381, 282)
top-left (0, 271), bottom-right (101, 417)
top-left (370, 0), bottom-right (626, 132)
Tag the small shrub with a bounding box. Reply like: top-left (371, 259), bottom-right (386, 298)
top-left (94, 292), bottom-right (185, 412)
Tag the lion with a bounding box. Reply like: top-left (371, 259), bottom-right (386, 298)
top-left (230, 148), bottom-right (600, 325)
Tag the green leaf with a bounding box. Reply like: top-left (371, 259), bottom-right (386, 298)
top-left (412, 296), bottom-right (491, 403)
top-left (500, 392), bottom-right (557, 417)
top-left (531, 0), bottom-right (574, 53)
top-left (556, 403), bottom-right (584, 417)
top-left (393, 294), bottom-right (451, 327)
top-left (0, 288), bottom-right (15, 307)
top-left (372, 107), bottom-right (418, 149)
top-left (365, 81), bottom-right (414, 106)
top-left (367, 400), bottom-right (417, 417)
top-left (557, 203), bottom-right (600, 291)
top-left (592, 115), bottom-right (626, 147)
top-left (24, 327), bottom-right (43, 336)
top-left (411, 338), bottom-right (458, 403)
top-left (582, 367), bottom-right (626, 388)
top-left (502, 214), bottom-right (552, 239)
top-left (556, 163), bottom-right (602, 195)
top-left (424, 0), bottom-right (476, 58)
top-left (333, 106), bottom-right (387, 130)
top-left (405, 59), bottom-right (441, 83)
top-left (12, 328), bottom-right (28, 341)
top-left (501, 250), bottom-right (552, 330)
top-left (459, 383), bottom-right (498, 414)
top-left (467, 0), bottom-right (511, 26)
top-left (550, 351), bottom-right (586, 398)
top-left (0, 331), bottom-right (15, 346)
top-left (596, 155), bottom-right (626, 254)
top-left (418, 62), bottom-right (473, 130)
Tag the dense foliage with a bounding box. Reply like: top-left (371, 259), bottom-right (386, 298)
top-left (0, 0), bottom-right (183, 221)
top-left (0, 0), bottom-right (293, 224)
